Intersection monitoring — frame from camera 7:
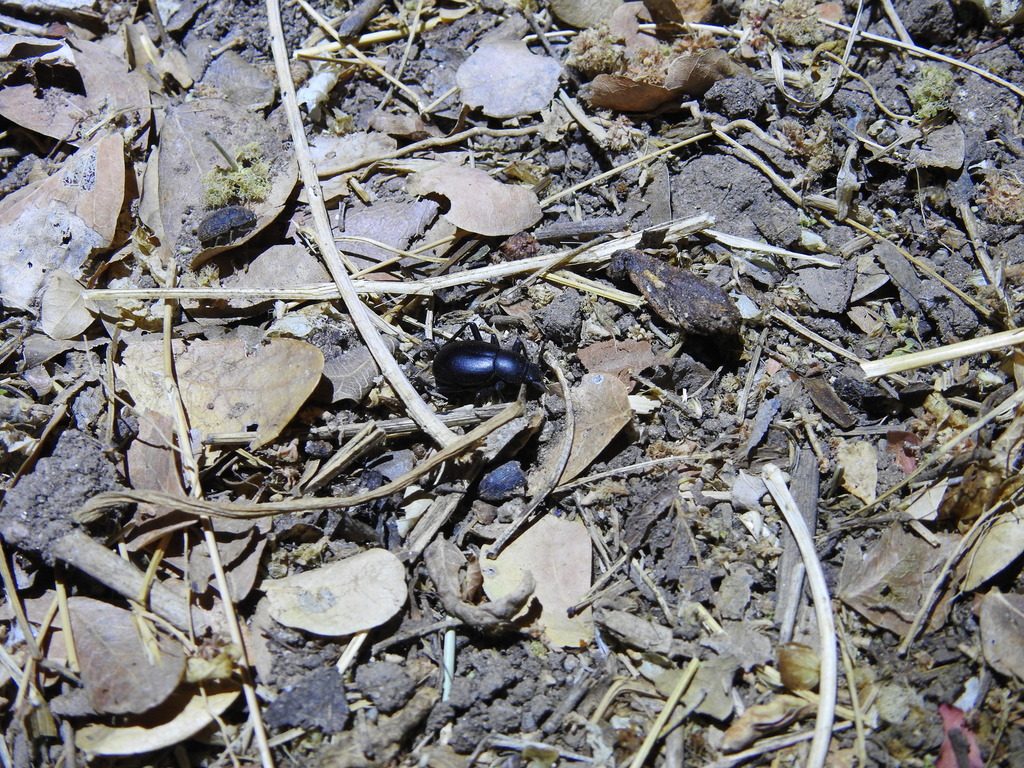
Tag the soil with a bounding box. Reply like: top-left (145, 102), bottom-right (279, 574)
top-left (2, 0), bottom-right (1024, 766)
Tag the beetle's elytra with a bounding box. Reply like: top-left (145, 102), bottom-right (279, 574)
top-left (195, 205), bottom-right (257, 247)
top-left (433, 324), bottom-right (543, 397)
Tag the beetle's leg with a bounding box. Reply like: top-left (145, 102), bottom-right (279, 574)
top-left (467, 323), bottom-right (484, 342)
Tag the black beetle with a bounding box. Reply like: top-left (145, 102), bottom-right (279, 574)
top-left (432, 324), bottom-right (543, 397)
top-left (195, 205), bottom-right (257, 247)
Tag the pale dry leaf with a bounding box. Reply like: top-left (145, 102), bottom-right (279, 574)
top-left (549, 0), bottom-right (624, 27)
top-left (407, 164), bottom-right (542, 236)
top-left (456, 41), bottom-right (562, 118)
top-left (75, 680), bottom-right (240, 756)
top-left (67, 597), bottom-right (185, 715)
top-left (644, 0), bottom-right (712, 23)
top-left (838, 524), bottom-right (960, 634)
top-left (481, 515), bottom-right (593, 648)
top-left (40, 270), bottom-right (94, 340)
top-left (117, 338), bottom-right (324, 449)
top-left (264, 549), bottom-right (406, 636)
top-left (962, 510), bottom-right (1024, 591)
top-left (0, 133), bottom-right (125, 311)
top-left (979, 589), bottom-right (1024, 682)
top-left (836, 439), bottom-right (878, 504)
top-left (560, 373), bottom-right (632, 484)
top-left (309, 131), bottom-right (399, 177)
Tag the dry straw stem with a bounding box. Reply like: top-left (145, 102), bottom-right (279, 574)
top-left (860, 327), bottom-right (1024, 379)
top-left (763, 465), bottom-right (837, 768)
top-left (626, 658), bottom-right (700, 768)
top-left (265, 0), bottom-right (453, 447)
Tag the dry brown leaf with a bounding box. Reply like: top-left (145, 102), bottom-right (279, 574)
top-left (577, 338), bottom-right (665, 385)
top-left (836, 439), bottom-right (878, 504)
top-left (644, 0), bottom-right (712, 23)
top-left (117, 338), bottom-right (324, 449)
top-left (67, 597), bottom-right (185, 715)
top-left (481, 515), bottom-right (593, 647)
top-left (579, 74), bottom-right (677, 112)
top-left (838, 524), bottom-right (960, 634)
top-left (0, 133), bottom-right (125, 311)
top-left (721, 694), bottom-right (815, 752)
top-left (263, 549), bottom-right (406, 636)
top-left (962, 510), bottom-right (1024, 591)
top-left (407, 163), bottom-right (542, 236)
top-left (663, 49), bottom-right (750, 96)
top-left (456, 41), bottom-right (562, 118)
top-left (979, 589), bottom-right (1024, 682)
top-left (138, 98), bottom-right (297, 267)
top-left (0, 37), bottom-right (150, 144)
top-left (75, 680), bottom-right (240, 756)
top-left (560, 373), bottom-right (632, 484)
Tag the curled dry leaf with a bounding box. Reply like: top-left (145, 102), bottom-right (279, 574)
top-left (663, 49), bottom-right (751, 95)
top-left (481, 515), bottom-right (594, 648)
top-left (67, 597), bottom-right (185, 715)
top-left (75, 680), bottom-right (240, 756)
top-left (263, 549), bottom-right (406, 636)
top-left (407, 163), bottom-right (542, 237)
top-left (117, 338), bottom-right (324, 449)
top-left (424, 537), bottom-right (536, 631)
top-left (0, 133), bottom-right (125, 311)
top-left (580, 74), bottom-right (678, 112)
top-left (644, 0), bottom-right (713, 23)
top-left (40, 270), bottom-right (95, 340)
top-left (720, 694), bottom-right (815, 752)
top-left (456, 41), bottom-right (562, 119)
top-left (560, 373), bottom-right (633, 484)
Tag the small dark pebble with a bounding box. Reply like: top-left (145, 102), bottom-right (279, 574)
top-left (195, 205), bottom-right (257, 246)
top-left (478, 460), bottom-right (527, 502)
top-left (609, 249), bottom-right (741, 336)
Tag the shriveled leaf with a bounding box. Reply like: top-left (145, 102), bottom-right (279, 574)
top-left (40, 270), bottom-right (94, 339)
top-left (560, 373), bottom-right (632, 484)
top-left (838, 525), bottom-right (959, 634)
top-left (663, 49), bottom-right (750, 96)
top-left (550, 0), bottom-right (623, 27)
top-left (456, 41), bottom-right (562, 118)
top-left (721, 694), bottom-right (814, 752)
top-left (75, 681), bottom-right (240, 756)
top-left (117, 338), bottom-right (324, 449)
top-left (407, 163), bottom-right (541, 236)
top-left (580, 74), bottom-right (677, 111)
top-left (264, 549), bottom-right (406, 636)
top-left (68, 597), bottom-right (185, 715)
top-left (979, 589), bottom-right (1024, 683)
top-left (836, 439), bottom-right (877, 503)
top-left (907, 123), bottom-right (966, 170)
top-left (481, 515), bottom-right (593, 648)
top-left (0, 133), bottom-right (125, 311)
top-left (962, 510), bottom-right (1024, 591)
top-left (937, 703), bottom-right (984, 768)
top-left (424, 537), bottom-right (535, 631)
